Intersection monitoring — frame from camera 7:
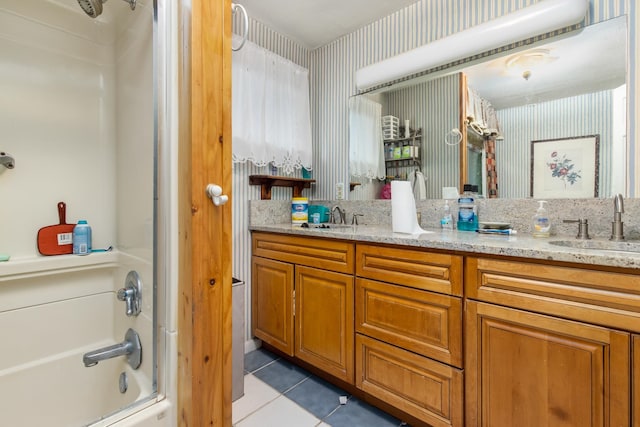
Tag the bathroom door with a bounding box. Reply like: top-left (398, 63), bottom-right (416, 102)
top-left (176, 0), bottom-right (234, 425)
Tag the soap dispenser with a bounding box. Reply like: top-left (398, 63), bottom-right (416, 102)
top-left (441, 200), bottom-right (453, 231)
top-left (532, 200), bottom-right (551, 238)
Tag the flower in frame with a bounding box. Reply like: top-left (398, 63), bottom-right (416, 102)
top-left (547, 151), bottom-right (581, 187)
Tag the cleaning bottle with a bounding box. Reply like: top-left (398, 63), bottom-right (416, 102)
top-left (73, 220), bottom-right (92, 255)
top-left (532, 200), bottom-right (551, 238)
top-left (457, 185), bottom-right (478, 231)
top-left (441, 200), bottom-right (454, 231)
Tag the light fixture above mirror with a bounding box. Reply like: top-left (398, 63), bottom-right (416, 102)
top-left (356, 0), bottom-right (589, 91)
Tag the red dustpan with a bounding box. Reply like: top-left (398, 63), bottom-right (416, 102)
top-left (37, 202), bottom-right (75, 255)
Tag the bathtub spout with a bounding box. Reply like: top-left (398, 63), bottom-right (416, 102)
top-left (83, 328), bottom-right (142, 370)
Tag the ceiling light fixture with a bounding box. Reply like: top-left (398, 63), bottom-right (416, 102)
top-left (355, 0), bottom-right (588, 91)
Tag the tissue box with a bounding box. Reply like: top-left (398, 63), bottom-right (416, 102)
top-left (308, 205), bottom-right (330, 223)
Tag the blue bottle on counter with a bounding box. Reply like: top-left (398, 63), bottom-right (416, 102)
top-left (457, 185), bottom-right (479, 231)
top-left (73, 220), bottom-right (92, 255)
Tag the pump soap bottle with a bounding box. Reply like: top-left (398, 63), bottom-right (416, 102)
top-left (532, 200), bottom-right (551, 238)
top-left (441, 200), bottom-right (454, 231)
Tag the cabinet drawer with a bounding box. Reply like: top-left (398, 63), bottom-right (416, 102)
top-left (356, 278), bottom-right (462, 367)
top-left (356, 244), bottom-right (462, 296)
top-left (252, 232), bottom-right (354, 274)
top-left (466, 257), bottom-right (640, 332)
top-left (356, 334), bottom-right (463, 427)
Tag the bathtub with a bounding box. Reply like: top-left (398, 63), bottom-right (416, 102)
top-left (0, 253), bottom-right (168, 427)
top-left (0, 345), bottom-right (151, 426)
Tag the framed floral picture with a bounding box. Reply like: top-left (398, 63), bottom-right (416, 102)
top-left (531, 135), bottom-right (599, 198)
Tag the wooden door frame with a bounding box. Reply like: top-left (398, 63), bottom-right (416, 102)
top-left (177, 0), bottom-right (233, 425)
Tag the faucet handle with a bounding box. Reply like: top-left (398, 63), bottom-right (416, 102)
top-left (118, 271), bottom-right (142, 317)
top-left (563, 218), bottom-right (591, 240)
top-left (351, 213), bottom-right (364, 225)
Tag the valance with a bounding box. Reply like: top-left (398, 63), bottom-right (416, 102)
top-left (232, 36), bottom-right (312, 174)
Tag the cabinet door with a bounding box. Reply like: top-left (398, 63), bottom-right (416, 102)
top-left (295, 265), bottom-right (354, 383)
top-left (252, 256), bottom-right (294, 356)
top-left (465, 301), bottom-right (630, 427)
top-left (635, 335), bottom-right (640, 427)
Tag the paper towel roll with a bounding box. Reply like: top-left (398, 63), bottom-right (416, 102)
top-left (391, 180), bottom-right (426, 234)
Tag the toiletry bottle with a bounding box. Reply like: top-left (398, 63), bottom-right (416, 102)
top-left (532, 200), bottom-right (551, 237)
top-left (73, 220), bottom-right (92, 255)
top-left (457, 184), bottom-right (478, 231)
top-left (291, 197), bottom-right (309, 225)
top-left (441, 200), bottom-right (454, 231)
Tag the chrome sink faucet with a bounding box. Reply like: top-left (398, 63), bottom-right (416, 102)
top-left (330, 205), bottom-right (346, 224)
top-left (610, 193), bottom-right (625, 241)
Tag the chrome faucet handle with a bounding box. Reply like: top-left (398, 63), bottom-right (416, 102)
top-left (117, 271), bottom-right (142, 317)
top-left (351, 213), bottom-right (363, 225)
top-left (563, 218), bottom-right (591, 240)
top-left (117, 288), bottom-right (136, 316)
top-left (611, 193), bottom-right (625, 241)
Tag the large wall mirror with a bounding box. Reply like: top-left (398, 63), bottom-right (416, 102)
top-left (349, 16), bottom-right (627, 200)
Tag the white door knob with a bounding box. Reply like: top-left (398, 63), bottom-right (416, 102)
top-left (206, 184), bottom-right (229, 206)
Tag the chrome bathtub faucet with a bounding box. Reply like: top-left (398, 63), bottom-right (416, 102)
top-left (82, 328), bottom-right (142, 370)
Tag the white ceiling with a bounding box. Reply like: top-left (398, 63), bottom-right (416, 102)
top-left (237, 0), bottom-right (418, 49)
top-left (464, 16), bottom-right (627, 109)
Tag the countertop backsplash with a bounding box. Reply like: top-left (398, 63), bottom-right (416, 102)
top-left (250, 198), bottom-right (640, 240)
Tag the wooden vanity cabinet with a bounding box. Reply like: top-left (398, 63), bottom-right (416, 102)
top-left (634, 335), bottom-right (640, 427)
top-left (252, 232), bottom-right (355, 383)
top-left (465, 257), bottom-right (635, 427)
top-left (355, 244), bottom-right (464, 427)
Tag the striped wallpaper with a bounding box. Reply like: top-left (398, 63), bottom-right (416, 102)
top-left (232, 0), bottom-right (638, 342)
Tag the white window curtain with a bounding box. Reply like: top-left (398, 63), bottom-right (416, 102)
top-left (348, 96), bottom-right (385, 180)
top-left (232, 36), bottom-right (312, 174)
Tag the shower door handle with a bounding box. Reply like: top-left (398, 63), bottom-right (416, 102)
top-left (206, 184), bottom-right (229, 206)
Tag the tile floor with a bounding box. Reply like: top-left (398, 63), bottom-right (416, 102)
top-left (232, 348), bottom-right (410, 427)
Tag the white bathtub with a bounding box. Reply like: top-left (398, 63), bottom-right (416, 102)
top-left (0, 253), bottom-right (167, 427)
top-left (0, 345), bottom-right (151, 426)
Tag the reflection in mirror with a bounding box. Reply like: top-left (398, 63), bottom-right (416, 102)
top-left (349, 16), bottom-right (627, 200)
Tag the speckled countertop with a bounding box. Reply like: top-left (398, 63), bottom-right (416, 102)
top-left (250, 223), bottom-right (640, 270)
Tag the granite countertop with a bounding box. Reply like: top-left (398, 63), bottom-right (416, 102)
top-left (250, 223), bottom-right (640, 270)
